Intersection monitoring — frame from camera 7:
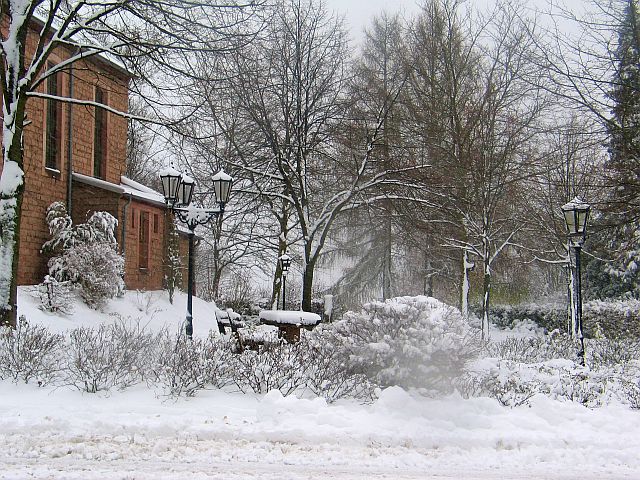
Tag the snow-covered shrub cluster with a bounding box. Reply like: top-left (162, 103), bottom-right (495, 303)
top-left (462, 334), bottom-right (640, 408)
top-left (0, 317), bottom-right (63, 385)
top-left (316, 296), bottom-right (480, 391)
top-left (0, 316), bottom-right (374, 402)
top-left (150, 332), bottom-right (233, 397)
top-left (42, 202), bottom-right (124, 309)
top-left (486, 300), bottom-right (640, 339)
top-left (64, 321), bottom-right (157, 393)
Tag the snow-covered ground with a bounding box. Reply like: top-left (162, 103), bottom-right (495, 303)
top-left (2, 288), bottom-right (639, 479)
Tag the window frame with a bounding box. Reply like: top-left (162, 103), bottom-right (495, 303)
top-left (44, 65), bottom-right (63, 171)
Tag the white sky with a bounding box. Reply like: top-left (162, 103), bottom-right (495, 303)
top-left (325, 0), bottom-right (422, 44)
top-left (324, 0), bottom-right (584, 46)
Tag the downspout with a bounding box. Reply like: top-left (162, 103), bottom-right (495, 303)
top-left (66, 62), bottom-right (74, 212)
top-left (121, 193), bottom-right (132, 256)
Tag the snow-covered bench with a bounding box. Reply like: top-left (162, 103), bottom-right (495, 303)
top-left (258, 310), bottom-right (322, 343)
top-left (214, 308), bottom-right (243, 335)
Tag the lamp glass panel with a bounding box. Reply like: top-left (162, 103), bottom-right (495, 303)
top-left (161, 173), bottom-right (181, 203)
top-left (577, 209), bottom-right (589, 233)
top-left (179, 179), bottom-right (195, 206)
top-left (215, 178), bottom-right (232, 204)
top-left (563, 208), bottom-right (577, 235)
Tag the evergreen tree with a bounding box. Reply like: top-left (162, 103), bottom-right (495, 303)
top-left (606, 0), bottom-right (640, 297)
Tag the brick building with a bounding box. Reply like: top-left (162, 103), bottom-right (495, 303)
top-left (3, 17), bottom-right (177, 291)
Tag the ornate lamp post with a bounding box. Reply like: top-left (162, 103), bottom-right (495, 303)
top-left (561, 197), bottom-right (591, 366)
top-left (279, 253), bottom-right (292, 310)
top-left (159, 166), bottom-right (233, 339)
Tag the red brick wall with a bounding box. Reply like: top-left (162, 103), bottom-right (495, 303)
top-left (0, 20), bottom-right (131, 286)
top-left (124, 202), bottom-right (167, 291)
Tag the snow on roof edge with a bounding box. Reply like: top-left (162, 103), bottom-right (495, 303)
top-left (72, 172), bottom-right (124, 194)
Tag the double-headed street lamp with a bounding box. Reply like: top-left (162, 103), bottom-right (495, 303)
top-left (561, 197), bottom-right (591, 366)
top-left (279, 253), bottom-right (292, 310)
top-left (160, 166), bottom-right (233, 339)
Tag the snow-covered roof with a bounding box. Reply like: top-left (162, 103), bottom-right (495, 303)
top-left (73, 172), bottom-right (125, 194)
top-left (120, 176), bottom-right (166, 207)
top-left (72, 173), bottom-right (167, 208)
top-left (259, 310), bottom-right (322, 327)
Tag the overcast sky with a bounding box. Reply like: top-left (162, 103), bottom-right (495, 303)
top-left (323, 0), bottom-right (584, 46)
top-left (325, 0), bottom-right (422, 44)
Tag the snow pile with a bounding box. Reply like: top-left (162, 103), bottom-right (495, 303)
top-left (316, 296), bottom-right (479, 391)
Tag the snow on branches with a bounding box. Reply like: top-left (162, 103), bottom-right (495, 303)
top-left (42, 202), bottom-right (123, 309)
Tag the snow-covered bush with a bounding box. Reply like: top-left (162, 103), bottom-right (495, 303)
top-left (31, 275), bottom-right (75, 314)
top-left (150, 332), bottom-right (233, 397)
top-left (320, 296), bottom-right (480, 391)
top-left (463, 358), bottom-right (629, 408)
top-left (484, 334), bottom-right (576, 363)
top-left (486, 300), bottom-right (640, 339)
top-left (229, 339), bottom-right (309, 395)
top-left (63, 320), bottom-right (155, 393)
top-left (42, 202), bottom-right (124, 309)
top-left (0, 316), bottom-right (63, 386)
top-left (464, 333), bottom-right (640, 408)
top-left (589, 338), bottom-right (640, 368)
top-left (63, 243), bottom-right (124, 308)
top-left (304, 328), bottom-right (377, 402)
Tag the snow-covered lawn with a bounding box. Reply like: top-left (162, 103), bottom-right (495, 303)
top-left (1, 288), bottom-right (638, 479)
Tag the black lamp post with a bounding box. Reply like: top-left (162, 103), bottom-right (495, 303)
top-left (279, 253), bottom-right (291, 310)
top-left (159, 166), bottom-right (233, 339)
top-left (561, 197), bottom-right (591, 366)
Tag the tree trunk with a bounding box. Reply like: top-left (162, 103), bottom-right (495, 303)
top-left (302, 258), bottom-right (315, 312)
top-left (460, 249), bottom-right (472, 319)
top-left (382, 211), bottom-right (392, 300)
top-left (0, 105), bottom-right (28, 327)
top-left (270, 206), bottom-right (289, 309)
top-left (423, 256), bottom-right (433, 297)
top-left (482, 267), bottom-right (491, 342)
top-left (481, 234), bottom-right (491, 341)
top-left (0, 124), bottom-right (26, 329)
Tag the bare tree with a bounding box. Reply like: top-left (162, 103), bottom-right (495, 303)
top-left (185, 0), bottom-right (410, 311)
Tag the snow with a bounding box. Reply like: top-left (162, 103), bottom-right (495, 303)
top-left (1, 379), bottom-right (639, 479)
top-left (259, 309), bottom-right (322, 326)
top-left (212, 169), bottom-right (232, 182)
top-left (16, 287), bottom-right (220, 336)
top-left (2, 289), bottom-right (639, 479)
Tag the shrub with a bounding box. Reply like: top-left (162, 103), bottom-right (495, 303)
top-left (321, 296), bottom-right (480, 391)
top-left (229, 339), bottom-right (309, 395)
top-left (0, 316), bottom-right (63, 385)
top-left (486, 300), bottom-right (640, 339)
top-left (465, 334), bottom-right (640, 408)
top-left (63, 320), bottom-right (155, 393)
top-left (62, 242), bottom-right (124, 308)
top-left (43, 202), bottom-right (124, 309)
top-left (304, 328), bottom-right (377, 402)
top-left (150, 332), bottom-right (233, 397)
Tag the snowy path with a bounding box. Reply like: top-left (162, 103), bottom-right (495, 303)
top-left (1, 382), bottom-right (639, 479)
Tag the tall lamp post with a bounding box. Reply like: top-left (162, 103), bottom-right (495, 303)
top-left (279, 253), bottom-right (291, 310)
top-left (561, 197), bottom-right (591, 366)
top-left (160, 166), bottom-right (233, 339)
